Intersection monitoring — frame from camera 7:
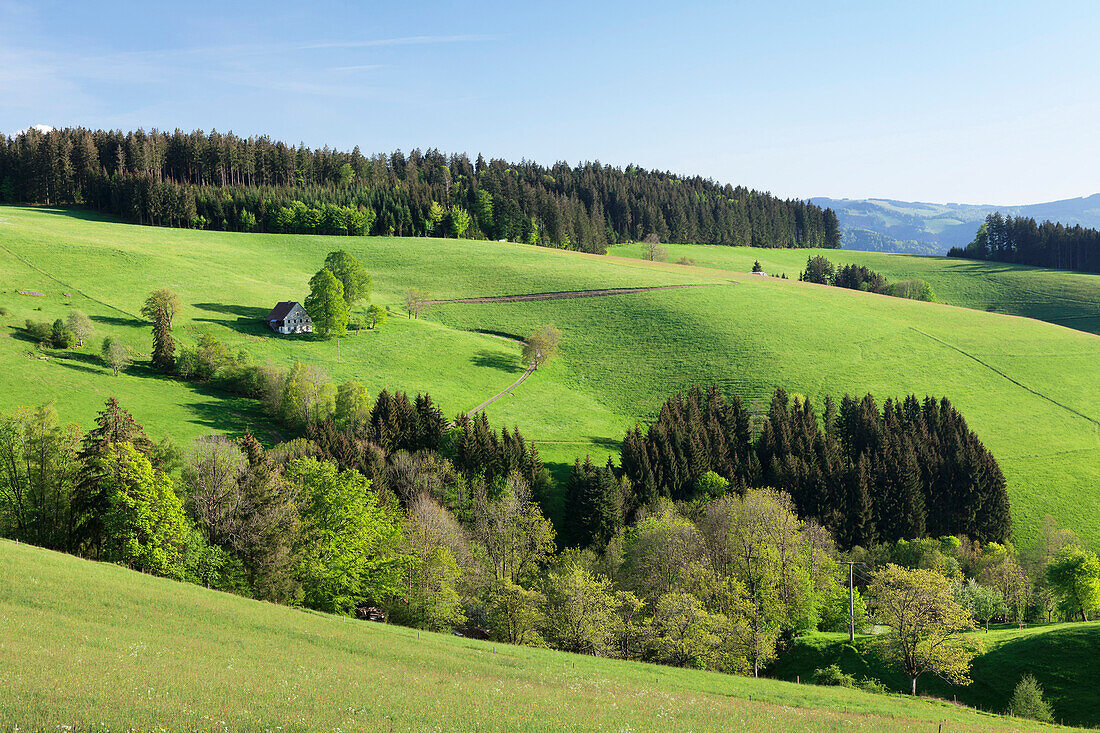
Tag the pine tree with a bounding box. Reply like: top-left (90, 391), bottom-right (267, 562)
top-left (70, 398), bottom-right (154, 557)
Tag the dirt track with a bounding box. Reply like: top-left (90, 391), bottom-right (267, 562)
top-left (425, 282), bottom-right (729, 305)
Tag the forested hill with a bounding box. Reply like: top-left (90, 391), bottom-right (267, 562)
top-left (0, 127), bottom-right (839, 253)
top-left (949, 213), bottom-right (1100, 274)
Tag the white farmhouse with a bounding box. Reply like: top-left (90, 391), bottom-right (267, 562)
top-left (266, 301), bottom-right (313, 334)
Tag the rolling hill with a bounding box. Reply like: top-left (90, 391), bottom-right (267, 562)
top-left (0, 538), bottom-right (1073, 731)
top-left (770, 623), bottom-right (1100, 728)
top-left (812, 194), bottom-right (1100, 255)
top-left (0, 205), bottom-right (1098, 550)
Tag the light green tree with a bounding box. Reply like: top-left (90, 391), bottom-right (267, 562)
top-left (366, 303), bottom-right (388, 329)
top-left (522, 325), bottom-right (562, 369)
top-left (289, 458), bottom-right (404, 614)
top-left (869, 564), bottom-right (981, 695)
top-left (957, 579), bottom-right (1007, 631)
top-left (304, 268), bottom-right (349, 339)
top-left (541, 566), bottom-right (626, 656)
top-left (448, 205), bottom-right (471, 238)
top-left (334, 380), bottom-right (370, 425)
top-left (66, 310), bottom-right (94, 347)
top-left (101, 442), bottom-right (190, 579)
top-left (1046, 546), bottom-right (1100, 621)
top-left (0, 403), bottom-right (82, 550)
top-left (323, 250), bottom-right (372, 305)
top-left (487, 580), bottom-right (546, 647)
top-left (426, 201), bottom-right (446, 235)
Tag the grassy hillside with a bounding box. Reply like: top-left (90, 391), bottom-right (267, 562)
top-left (770, 624), bottom-right (1100, 728)
top-left (0, 539), bottom-right (1073, 732)
top-left (0, 206), bottom-right (1098, 548)
top-left (608, 242), bottom-right (1100, 336)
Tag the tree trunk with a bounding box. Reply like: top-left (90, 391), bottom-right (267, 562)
top-left (910, 676), bottom-right (917, 696)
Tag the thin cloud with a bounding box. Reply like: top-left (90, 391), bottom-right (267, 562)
top-left (330, 64), bottom-right (384, 72)
top-left (298, 34), bottom-right (496, 50)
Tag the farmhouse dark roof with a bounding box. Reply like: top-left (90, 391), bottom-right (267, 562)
top-left (266, 301), bottom-right (300, 321)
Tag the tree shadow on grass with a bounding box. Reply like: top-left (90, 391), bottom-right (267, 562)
top-left (91, 314), bottom-right (146, 328)
top-left (50, 354), bottom-right (286, 442)
top-left (471, 350), bottom-right (523, 372)
top-left (193, 302), bottom-right (270, 319)
top-left (193, 303), bottom-right (273, 337)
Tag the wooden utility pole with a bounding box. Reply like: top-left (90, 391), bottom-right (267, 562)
top-left (838, 561), bottom-right (866, 642)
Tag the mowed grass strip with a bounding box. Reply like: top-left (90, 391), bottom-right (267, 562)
top-left (0, 540), bottom-right (1073, 732)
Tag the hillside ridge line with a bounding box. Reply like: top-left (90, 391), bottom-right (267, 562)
top-left (424, 282), bottom-right (730, 305)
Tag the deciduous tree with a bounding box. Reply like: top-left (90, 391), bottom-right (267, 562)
top-left (304, 268), bottom-right (349, 339)
top-left (868, 564), bottom-right (980, 695)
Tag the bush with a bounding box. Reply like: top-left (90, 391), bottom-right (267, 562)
top-left (810, 663), bottom-right (886, 693)
top-left (887, 279), bottom-right (935, 302)
top-left (1006, 674), bottom-right (1054, 722)
top-left (0, 306), bottom-right (9, 316)
top-left (24, 319), bottom-right (52, 342)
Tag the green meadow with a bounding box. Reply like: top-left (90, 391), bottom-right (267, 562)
top-left (770, 622), bottom-right (1100, 728)
top-left (608, 241), bottom-right (1100, 336)
top-left (0, 205), bottom-right (1097, 548)
top-left (0, 539), bottom-right (1075, 732)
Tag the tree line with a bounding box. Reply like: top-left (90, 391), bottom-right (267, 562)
top-left (0, 126), bottom-right (841, 253)
top-left (617, 386), bottom-right (1012, 550)
top-left (799, 255), bottom-right (935, 301)
top-left (2, 395), bottom-right (1096, 707)
top-left (949, 213), bottom-right (1100, 274)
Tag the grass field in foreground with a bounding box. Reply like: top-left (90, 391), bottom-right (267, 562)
top-left (608, 242), bottom-right (1100, 336)
top-left (0, 205), bottom-right (1097, 547)
top-left (770, 623), bottom-right (1100, 728)
top-left (0, 539), bottom-right (1075, 732)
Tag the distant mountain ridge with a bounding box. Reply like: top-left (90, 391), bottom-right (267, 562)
top-left (811, 193), bottom-right (1100, 255)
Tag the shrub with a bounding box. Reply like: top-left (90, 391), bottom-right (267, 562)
top-left (0, 306), bottom-right (9, 316)
top-left (888, 279), bottom-right (936, 302)
top-left (1006, 674), bottom-right (1054, 722)
top-left (24, 319), bottom-right (52, 342)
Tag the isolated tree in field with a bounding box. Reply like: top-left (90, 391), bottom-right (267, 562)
top-left (522, 325), bottom-right (561, 369)
top-left (66, 310), bottom-right (94, 346)
top-left (403, 288), bottom-right (430, 319)
top-left (140, 288), bottom-right (181, 372)
top-left (752, 260), bottom-right (763, 273)
top-left (1006, 674), bottom-right (1054, 723)
top-left (100, 336), bottom-right (130, 376)
top-left (304, 268), bottom-right (349, 339)
top-left (323, 250), bottom-right (372, 305)
top-left (641, 233), bottom-right (667, 261)
top-left (365, 303), bottom-right (388, 329)
top-left (868, 564), bottom-right (980, 695)
top-left (1046, 546), bottom-right (1100, 622)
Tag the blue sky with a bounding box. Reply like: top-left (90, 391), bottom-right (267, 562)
top-left (2, 0), bottom-right (1097, 204)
